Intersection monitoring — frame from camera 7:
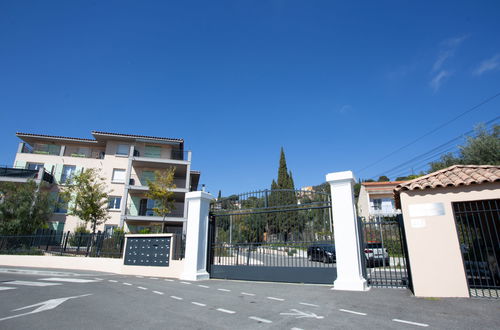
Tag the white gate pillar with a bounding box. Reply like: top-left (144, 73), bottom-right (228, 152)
top-left (180, 191), bottom-right (213, 281)
top-left (326, 171), bottom-right (369, 291)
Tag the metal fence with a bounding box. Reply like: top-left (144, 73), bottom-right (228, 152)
top-left (0, 232), bottom-right (186, 259)
top-left (360, 215), bottom-right (411, 289)
top-left (453, 199), bottom-right (500, 299)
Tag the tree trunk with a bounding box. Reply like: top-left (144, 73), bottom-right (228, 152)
top-left (162, 215), bottom-right (166, 233)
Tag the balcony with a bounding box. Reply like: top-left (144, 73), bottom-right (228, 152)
top-left (124, 203), bottom-right (185, 222)
top-left (0, 166), bottom-right (54, 184)
top-left (127, 174), bottom-right (187, 191)
top-left (63, 146), bottom-right (105, 159)
top-left (21, 143), bottom-right (60, 156)
top-left (131, 148), bottom-right (191, 166)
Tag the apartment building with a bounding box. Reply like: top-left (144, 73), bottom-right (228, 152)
top-left (10, 131), bottom-right (200, 235)
top-left (357, 181), bottom-right (406, 220)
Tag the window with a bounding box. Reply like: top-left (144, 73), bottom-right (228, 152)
top-left (144, 145), bottom-right (161, 158)
top-left (116, 144), bottom-right (129, 156)
top-left (60, 165), bottom-right (76, 184)
top-left (34, 143), bottom-right (60, 155)
top-left (372, 199), bottom-right (382, 210)
top-left (104, 225), bottom-right (117, 236)
top-left (141, 170), bottom-right (155, 184)
top-left (108, 196), bottom-right (122, 210)
top-left (112, 169), bottom-right (126, 183)
top-left (54, 195), bottom-right (68, 214)
top-left (27, 163), bottom-right (44, 170)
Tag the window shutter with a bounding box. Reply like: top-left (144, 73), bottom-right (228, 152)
top-left (144, 146), bottom-right (161, 158)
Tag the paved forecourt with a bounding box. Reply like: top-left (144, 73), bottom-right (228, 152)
top-left (0, 267), bottom-right (499, 330)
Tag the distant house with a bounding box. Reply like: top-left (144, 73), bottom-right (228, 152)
top-left (357, 181), bottom-right (407, 219)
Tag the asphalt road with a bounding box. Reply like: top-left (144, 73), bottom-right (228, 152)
top-left (0, 267), bottom-right (499, 329)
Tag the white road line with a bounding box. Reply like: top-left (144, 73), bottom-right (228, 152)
top-left (109, 280), bottom-right (118, 283)
top-left (137, 286), bottom-right (147, 290)
top-left (339, 309), bottom-right (367, 316)
top-left (392, 319), bottom-right (429, 327)
top-left (123, 282), bottom-right (132, 286)
top-left (267, 296), bottom-right (285, 301)
top-left (218, 288), bottom-right (231, 292)
top-left (180, 281), bottom-right (191, 285)
top-left (216, 308), bottom-right (236, 314)
top-left (136, 276), bottom-right (144, 278)
top-left (249, 316), bottom-right (272, 324)
top-left (94, 278), bottom-right (103, 280)
top-left (170, 296), bottom-right (183, 300)
top-left (153, 291), bottom-right (164, 295)
top-left (241, 292), bottom-right (255, 296)
top-left (291, 328), bottom-right (304, 330)
top-left (39, 277), bottom-right (98, 283)
top-left (5, 281), bottom-right (60, 287)
top-left (164, 279), bottom-right (174, 282)
top-left (198, 285), bottom-right (210, 288)
top-left (192, 302), bottom-right (206, 307)
top-left (299, 302), bottom-right (319, 307)
top-left (149, 277), bottom-right (158, 280)
top-left (0, 287), bottom-right (16, 291)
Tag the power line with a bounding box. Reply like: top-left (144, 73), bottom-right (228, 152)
top-left (372, 121), bottom-right (499, 180)
top-left (357, 91), bottom-right (500, 174)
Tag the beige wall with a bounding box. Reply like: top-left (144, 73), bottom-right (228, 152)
top-left (400, 182), bottom-right (500, 297)
top-left (357, 185), bottom-right (370, 219)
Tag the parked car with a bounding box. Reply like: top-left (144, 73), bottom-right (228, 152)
top-left (364, 242), bottom-right (389, 267)
top-left (307, 244), bottom-right (336, 263)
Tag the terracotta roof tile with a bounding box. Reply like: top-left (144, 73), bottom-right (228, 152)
top-left (394, 165), bottom-right (500, 208)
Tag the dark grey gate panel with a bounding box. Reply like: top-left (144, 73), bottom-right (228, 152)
top-left (211, 265), bottom-right (337, 284)
top-left (124, 236), bottom-right (171, 266)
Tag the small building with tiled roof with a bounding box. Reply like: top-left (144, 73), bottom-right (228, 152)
top-left (393, 164), bottom-right (500, 298)
top-left (357, 181), bottom-right (407, 220)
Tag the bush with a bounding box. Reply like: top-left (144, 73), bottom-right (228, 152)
top-left (68, 225), bottom-right (91, 247)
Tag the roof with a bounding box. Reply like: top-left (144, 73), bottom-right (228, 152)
top-left (92, 131), bottom-right (183, 143)
top-left (394, 165), bottom-right (500, 208)
top-left (362, 181), bottom-right (406, 186)
top-left (16, 132), bottom-right (99, 144)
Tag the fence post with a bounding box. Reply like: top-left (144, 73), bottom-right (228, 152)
top-left (326, 171), bottom-right (369, 291)
top-left (180, 191), bottom-right (213, 281)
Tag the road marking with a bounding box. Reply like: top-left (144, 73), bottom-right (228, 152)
top-left (392, 319), bottom-right (429, 327)
top-left (198, 285), bottom-right (210, 288)
top-left (218, 288), bottom-right (231, 292)
top-left (0, 294), bottom-right (92, 322)
top-left (5, 281), bottom-right (60, 287)
top-left (39, 277), bottom-right (98, 283)
top-left (149, 277), bottom-right (158, 280)
top-left (0, 287), bottom-right (16, 291)
top-left (280, 309), bottom-right (324, 319)
top-left (241, 292), bottom-right (255, 296)
top-left (108, 280), bottom-right (118, 283)
top-left (170, 296), bottom-right (183, 300)
top-left (339, 309), bottom-right (367, 316)
top-left (137, 286), bottom-right (147, 290)
top-left (164, 279), bottom-right (174, 282)
top-left (267, 296), bottom-right (284, 301)
top-left (192, 302), bottom-right (206, 307)
top-left (217, 308), bottom-right (236, 314)
top-left (123, 282), bottom-right (132, 286)
top-left (153, 291), bottom-right (164, 295)
top-left (249, 316), bottom-right (272, 324)
top-left (136, 276), bottom-right (144, 278)
top-left (299, 302), bottom-right (319, 307)
top-left (291, 328), bottom-right (304, 330)
top-left (94, 278), bottom-right (103, 281)
top-left (180, 281), bottom-right (191, 285)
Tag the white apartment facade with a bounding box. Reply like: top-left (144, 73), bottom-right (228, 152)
top-left (357, 181), bottom-right (405, 220)
top-left (11, 131), bottom-right (200, 235)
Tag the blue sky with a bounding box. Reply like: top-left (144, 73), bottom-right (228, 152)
top-left (0, 1), bottom-right (499, 195)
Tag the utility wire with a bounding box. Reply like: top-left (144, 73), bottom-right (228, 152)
top-left (357, 91), bottom-right (500, 174)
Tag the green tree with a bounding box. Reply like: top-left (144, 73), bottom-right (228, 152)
top-left (62, 168), bottom-right (110, 235)
top-left (145, 168), bottom-right (176, 233)
top-left (0, 181), bottom-right (54, 235)
top-left (429, 124), bottom-right (500, 172)
top-left (377, 175), bottom-right (390, 182)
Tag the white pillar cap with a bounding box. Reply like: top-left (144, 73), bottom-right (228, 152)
top-left (326, 171), bottom-right (356, 183)
top-left (185, 191), bottom-right (214, 201)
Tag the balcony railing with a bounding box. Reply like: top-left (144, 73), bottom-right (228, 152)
top-left (21, 144), bottom-right (60, 155)
top-left (132, 149), bottom-right (190, 161)
top-left (125, 206), bottom-right (185, 218)
top-left (128, 174), bottom-right (187, 189)
top-left (64, 147), bottom-right (105, 159)
top-left (0, 166), bottom-right (54, 184)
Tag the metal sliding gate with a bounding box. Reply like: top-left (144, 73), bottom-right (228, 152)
top-left (360, 215), bottom-right (412, 289)
top-left (207, 189), bottom-right (336, 284)
top-left (453, 199), bottom-right (500, 299)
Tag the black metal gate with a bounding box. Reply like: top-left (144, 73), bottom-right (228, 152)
top-left (453, 199), bottom-right (500, 299)
top-left (360, 215), bottom-right (412, 289)
top-left (207, 189), bottom-right (336, 284)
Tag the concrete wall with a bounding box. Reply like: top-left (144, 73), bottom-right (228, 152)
top-left (400, 182), bottom-right (500, 297)
top-left (0, 255), bottom-right (184, 278)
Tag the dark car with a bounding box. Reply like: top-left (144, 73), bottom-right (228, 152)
top-left (307, 244), bottom-right (336, 263)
